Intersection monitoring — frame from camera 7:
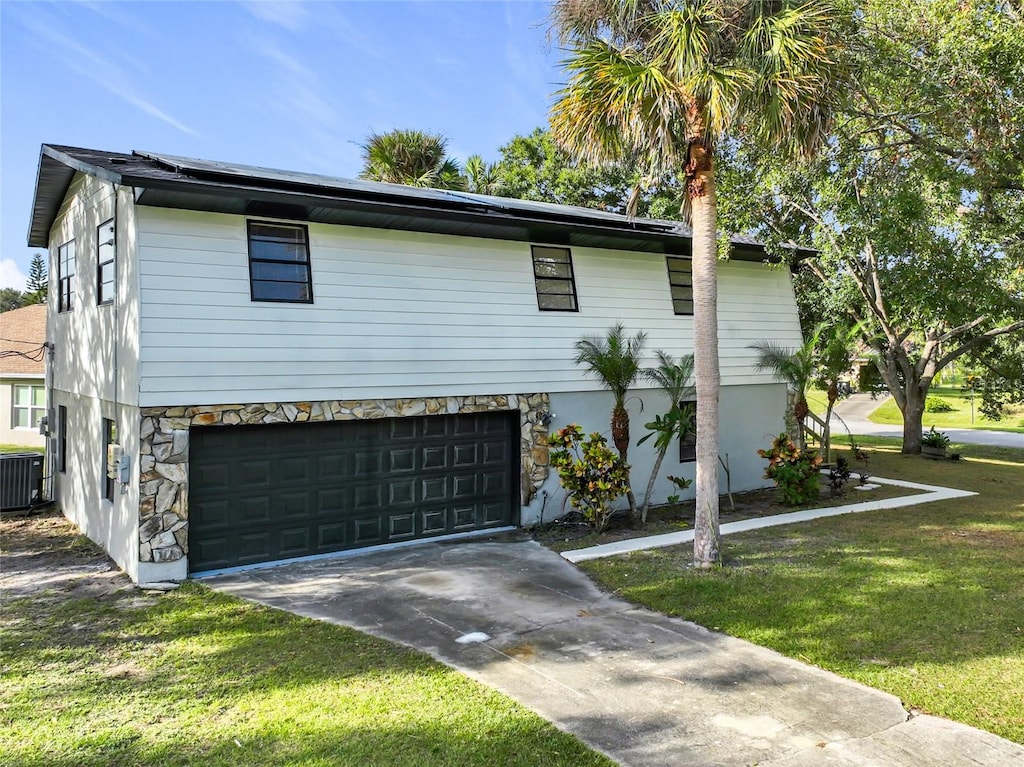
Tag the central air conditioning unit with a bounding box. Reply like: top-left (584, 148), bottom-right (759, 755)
top-left (0, 452), bottom-right (45, 511)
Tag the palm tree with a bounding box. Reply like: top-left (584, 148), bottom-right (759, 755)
top-left (814, 322), bottom-right (865, 461)
top-left (751, 324), bottom-right (826, 450)
top-left (550, 0), bottom-right (849, 567)
top-left (464, 154), bottom-right (504, 195)
top-left (638, 351), bottom-right (695, 523)
top-left (360, 129), bottom-right (466, 190)
top-left (573, 323), bottom-right (647, 515)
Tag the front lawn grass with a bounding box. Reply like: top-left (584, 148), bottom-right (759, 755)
top-left (1, 582), bottom-right (612, 767)
top-left (868, 385), bottom-right (1024, 433)
top-left (578, 438), bottom-right (1024, 744)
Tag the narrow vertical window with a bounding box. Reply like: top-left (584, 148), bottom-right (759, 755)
top-left (531, 245), bottom-right (578, 311)
top-left (103, 418), bottom-right (116, 501)
top-left (247, 221), bottom-right (313, 303)
top-left (59, 406), bottom-right (68, 473)
top-left (97, 219), bottom-right (115, 305)
top-left (58, 240), bottom-right (76, 312)
top-left (666, 256), bottom-right (694, 315)
top-left (678, 401), bottom-right (697, 463)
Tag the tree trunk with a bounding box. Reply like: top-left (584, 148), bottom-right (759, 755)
top-left (901, 388), bottom-right (926, 454)
top-left (611, 403), bottom-right (637, 515)
top-left (690, 153), bottom-right (720, 569)
top-left (641, 447), bottom-right (668, 525)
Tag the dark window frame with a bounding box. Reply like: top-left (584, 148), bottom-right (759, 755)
top-left (678, 400), bottom-right (697, 463)
top-left (666, 256), bottom-right (694, 316)
top-left (97, 219), bottom-right (115, 305)
top-left (57, 239), bottom-right (76, 312)
top-left (103, 418), bottom-right (116, 501)
top-left (59, 406), bottom-right (68, 473)
top-left (531, 245), bottom-right (579, 312)
top-left (246, 220), bottom-right (314, 304)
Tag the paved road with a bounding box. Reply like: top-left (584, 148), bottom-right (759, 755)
top-left (826, 393), bottom-right (1023, 449)
top-left (206, 539), bottom-right (1024, 767)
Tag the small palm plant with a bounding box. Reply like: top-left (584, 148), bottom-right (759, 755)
top-left (637, 351), bottom-right (695, 524)
top-left (573, 323), bottom-right (646, 515)
top-left (751, 325), bottom-right (826, 449)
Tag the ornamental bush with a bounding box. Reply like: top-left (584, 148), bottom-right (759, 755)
top-left (548, 424), bottom-right (630, 532)
top-left (757, 434), bottom-right (823, 506)
top-left (925, 396), bottom-right (955, 413)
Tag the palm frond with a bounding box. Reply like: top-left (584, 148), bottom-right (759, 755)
top-left (573, 322), bottom-right (647, 404)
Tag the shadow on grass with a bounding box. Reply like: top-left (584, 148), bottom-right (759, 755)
top-left (2, 584), bottom-right (611, 767)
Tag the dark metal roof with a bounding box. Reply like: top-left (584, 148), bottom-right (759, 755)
top-left (28, 144), bottom-right (811, 262)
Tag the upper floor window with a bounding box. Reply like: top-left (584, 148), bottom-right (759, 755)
top-left (57, 240), bottom-right (76, 312)
top-left (13, 385), bottom-right (46, 429)
top-left (97, 219), bottom-right (115, 305)
top-left (247, 221), bottom-right (313, 303)
top-left (667, 256), bottom-right (694, 315)
top-left (531, 245), bottom-right (578, 311)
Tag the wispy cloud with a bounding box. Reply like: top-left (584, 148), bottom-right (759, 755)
top-left (13, 9), bottom-right (198, 137)
top-left (239, 0), bottom-right (309, 32)
top-left (251, 40), bottom-right (340, 128)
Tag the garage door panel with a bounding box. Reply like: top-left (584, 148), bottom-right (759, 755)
top-left (188, 412), bottom-right (518, 572)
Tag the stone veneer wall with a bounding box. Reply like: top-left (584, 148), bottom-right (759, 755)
top-left (138, 393), bottom-right (551, 565)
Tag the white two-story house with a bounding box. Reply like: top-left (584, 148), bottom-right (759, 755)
top-left (28, 144), bottom-right (805, 585)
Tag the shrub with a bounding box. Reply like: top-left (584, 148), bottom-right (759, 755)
top-left (548, 425), bottom-right (630, 532)
top-left (758, 434), bottom-right (823, 505)
top-left (925, 396), bottom-right (955, 413)
top-left (921, 426), bottom-right (951, 449)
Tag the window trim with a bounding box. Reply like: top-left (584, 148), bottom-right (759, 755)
top-left (97, 218), bottom-right (115, 306)
top-left (666, 256), bottom-right (694, 316)
top-left (246, 220), bottom-right (314, 304)
top-left (531, 245), bottom-right (579, 312)
top-left (57, 239), bottom-right (76, 313)
top-left (678, 400), bottom-right (697, 463)
top-left (12, 384), bottom-right (46, 430)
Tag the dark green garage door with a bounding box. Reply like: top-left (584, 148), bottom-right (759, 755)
top-left (188, 412), bottom-right (518, 573)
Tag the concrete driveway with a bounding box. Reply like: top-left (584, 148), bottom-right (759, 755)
top-left (205, 536), bottom-right (1023, 767)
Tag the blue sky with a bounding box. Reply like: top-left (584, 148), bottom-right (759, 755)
top-left (0, 0), bottom-right (563, 288)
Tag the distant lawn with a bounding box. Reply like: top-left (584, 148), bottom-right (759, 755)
top-left (0, 444), bottom-right (45, 454)
top-left (578, 438), bottom-right (1024, 744)
top-left (868, 385), bottom-right (1024, 433)
top-left (2, 577), bottom-right (611, 766)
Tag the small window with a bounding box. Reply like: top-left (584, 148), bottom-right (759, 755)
top-left (678, 400), bottom-right (697, 463)
top-left (103, 418), bottom-right (116, 501)
top-left (97, 219), bottom-right (115, 305)
top-left (13, 385), bottom-right (46, 429)
top-left (57, 240), bottom-right (76, 312)
top-left (667, 256), bottom-right (693, 315)
top-left (247, 221), bottom-right (313, 303)
top-left (59, 406), bottom-right (68, 473)
top-left (531, 245), bottom-right (579, 311)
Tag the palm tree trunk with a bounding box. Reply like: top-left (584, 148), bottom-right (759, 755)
top-left (611, 403), bottom-right (637, 516)
top-left (690, 150), bottom-right (720, 569)
top-left (641, 446), bottom-right (668, 525)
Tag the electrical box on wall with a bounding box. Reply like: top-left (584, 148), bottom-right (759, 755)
top-left (107, 444), bottom-right (123, 480)
top-left (117, 453), bottom-right (131, 485)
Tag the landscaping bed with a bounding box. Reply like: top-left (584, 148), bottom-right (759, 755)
top-left (535, 467), bottom-right (922, 553)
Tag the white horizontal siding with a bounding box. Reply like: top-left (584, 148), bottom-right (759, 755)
top-left (135, 207), bottom-right (802, 406)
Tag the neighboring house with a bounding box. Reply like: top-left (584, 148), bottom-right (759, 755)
top-left (0, 303), bottom-right (47, 448)
top-left (28, 144), bottom-right (805, 585)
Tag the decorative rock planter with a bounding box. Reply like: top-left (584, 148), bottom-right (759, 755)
top-left (921, 445), bottom-right (947, 460)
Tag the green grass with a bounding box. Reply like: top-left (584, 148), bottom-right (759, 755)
top-left (868, 385), bottom-right (1024, 433)
top-left (1, 582), bottom-right (612, 767)
top-left (0, 444), bottom-right (45, 454)
top-left (806, 388), bottom-right (829, 415)
top-left (577, 438), bottom-right (1024, 744)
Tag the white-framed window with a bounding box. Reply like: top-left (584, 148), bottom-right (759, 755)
top-left (13, 384), bottom-right (46, 429)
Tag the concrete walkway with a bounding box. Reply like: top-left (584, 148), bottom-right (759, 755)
top-left (564, 475), bottom-right (975, 563)
top-left (827, 393), bottom-right (1023, 449)
top-left (205, 539), bottom-right (1024, 766)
